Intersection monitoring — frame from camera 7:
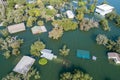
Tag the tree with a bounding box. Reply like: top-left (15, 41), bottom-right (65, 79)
top-left (96, 34), bottom-right (108, 45)
top-left (27, 16), bottom-right (37, 27)
top-left (79, 18), bottom-right (99, 31)
top-left (37, 20), bottom-right (44, 26)
top-left (105, 12), bottom-right (117, 20)
top-left (59, 45), bottom-right (70, 56)
top-left (30, 40), bottom-right (45, 57)
top-left (89, 4), bottom-right (96, 13)
top-left (0, 28), bottom-right (9, 37)
top-left (3, 50), bottom-right (11, 59)
top-left (49, 27), bottom-right (63, 40)
top-left (76, 12), bottom-right (84, 21)
top-left (60, 69), bottom-right (93, 80)
top-left (99, 19), bottom-right (110, 31)
top-left (115, 15), bottom-right (120, 26)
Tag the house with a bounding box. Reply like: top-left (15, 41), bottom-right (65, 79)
top-left (40, 49), bottom-right (57, 60)
top-left (66, 10), bottom-right (75, 18)
top-left (95, 4), bottom-right (114, 16)
top-left (7, 23), bottom-right (26, 34)
top-left (26, 0), bottom-right (36, 4)
top-left (13, 56), bottom-right (35, 74)
top-left (31, 26), bottom-right (47, 34)
top-left (108, 52), bottom-right (120, 64)
top-left (77, 50), bottom-right (90, 59)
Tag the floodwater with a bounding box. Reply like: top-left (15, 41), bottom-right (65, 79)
top-left (0, 0), bottom-right (120, 80)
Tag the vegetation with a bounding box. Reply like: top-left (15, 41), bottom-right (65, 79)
top-left (105, 12), bottom-right (120, 26)
top-left (60, 69), bottom-right (93, 80)
top-left (99, 19), bottom-right (110, 31)
top-left (39, 58), bottom-right (48, 65)
top-left (96, 34), bottom-right (108, 45)
top-left (30, 40), bottom-right (46, 57)
top-left (37, 20), bottom-right (44, 26)
top-left (59, 45), bottom-right (70, 56)
top-left (96, 34), bottom-right (120, 53)
top-left (0, 28), bottom-right (9, 37)
top-left (0, 36), bottom-right (23, 59)
top-left (2, 67), bottom-right (40, 80)
top-left (49, 27), bottom-right (63, 40)
top-left (79, 18), bottom-right (99, 31)
top-left (52, 19), bottom-right (78, 31)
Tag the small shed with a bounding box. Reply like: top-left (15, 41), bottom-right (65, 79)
top-left (66, 10), bottom-right (75, 19)
top-left (40, 49), bottom-right (57, 60)
top-left (7, 23), bottom-right (26, 34)
top-left (31, 26), bottom-right (47, 34)
top-left (13, 56), bottom-right (35, 74)
top-left (77, 50), bottom-right (90, 59)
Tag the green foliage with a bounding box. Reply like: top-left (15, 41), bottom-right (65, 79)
top-left (3, 50), bottom-right (11, 59)
top-left (37, 20), bottom-right (44, 26)
top-left (0, 36), bottom-right (23, 58)
top-left (115, 15), bottom-right (120, 26)
top-left (79, 18), bottom-right (99, 31)
top-left (76, 12), bottom-right (84, 21)
top-left (59, 45), bottom-right (70, 56)
top-left (60, 69), bottom-right (93, 80)
top-left (49, 27), bottom-right (63, 40)
top-left (28, 8), bottom-right (41, 17)
top-left (99, 19), bottom-right (110, 31)
top-left (89, 4), bottom-right (96, 13)
top-left (39, 58), bottom-right (48, 65)
top-left (0, 28), bottom-right (9, 37)
top-left (105, 12), bottom-right (117, 20)
top-left (96, 34), bottom-right (108, 45)
top-left (2, 67), bottom-right (40, 80)
top-left (30, 40), bottom-right (45, 57)
top-left (52, 19), bottom-right (78, 31)
top-left (27, 16), bottom-right (37, 27)
top-left (96, 35), bottom-right (120, 53)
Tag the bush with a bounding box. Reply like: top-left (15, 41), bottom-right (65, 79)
top-left (39, 58), bottom-right (48, 65)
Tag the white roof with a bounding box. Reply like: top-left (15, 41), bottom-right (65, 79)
top-left (66, 10), bottom-right (75, 18)
top-left (31, 26), bottom-right (47, 34)
top-left (96, 4), bottom-right (114, 11)
top-left (13, 56), bottom-right (35, 74)
top-left (8, 23), bottom-right (26, 34)
top-left (40, 49), bottom-right (57, 60)
top-left (47, 5), bottom-right (54, 10)
top-left (41, 49), bottom-right (52, 53)
top-left (108, 52), bottom-right (120, 64)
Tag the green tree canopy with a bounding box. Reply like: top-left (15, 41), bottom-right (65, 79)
top-left (30, 40), bottom-right (46, 57)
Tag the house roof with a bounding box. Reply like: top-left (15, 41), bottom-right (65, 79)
top-left (31, 26), bottom-right (47, 34)
top-left (66, 10), bottom-right (75, 18)
top-left (96, 4), bottom-right (114, 11)
top-left (8, 23), bottom-right (26, 34)
top-left (108, 52), bottom-right (120, 61)
top-left (40, 49), bottom-right (57, 60)
top-left (13, 56), bottom-right (35, 74)
top-left (47, 5), bottom-right (54, 10)
top-left (77, 50), bottom-right (90, 59)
